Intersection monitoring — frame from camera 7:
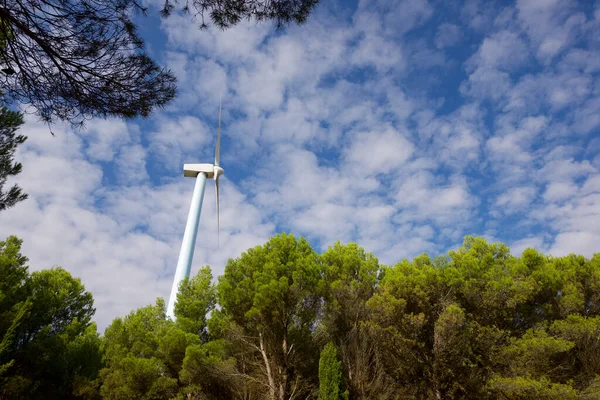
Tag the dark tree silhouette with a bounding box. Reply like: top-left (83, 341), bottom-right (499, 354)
top-left (0, 0), bottom-right (177, 127)
top-left (0, 0), bottom-right (320, 128)
top-left (161, 0), bottom-right (321, 29)
top-left (0, 106), bottom-right (26, 211)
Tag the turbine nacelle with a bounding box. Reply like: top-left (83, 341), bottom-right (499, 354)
top-left (182, 94), bottom-right (225, 247)
top-left (183, 163), bottom-right (219, 178)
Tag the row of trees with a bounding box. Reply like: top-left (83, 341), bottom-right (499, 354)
top-left (1, 233), bottom-right (600, 399)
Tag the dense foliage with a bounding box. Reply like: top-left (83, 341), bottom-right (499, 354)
top-left (0, 236), bottom-right (101, 399)
top-left (2, 233), bottom-right (600, 399)
top-left (0, 0), bottom-right (177, 126)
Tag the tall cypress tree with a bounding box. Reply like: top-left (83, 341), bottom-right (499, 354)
top-left (318, 342), bottom-right (348, 400)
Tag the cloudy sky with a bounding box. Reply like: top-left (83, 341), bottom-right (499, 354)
top-left (1, 0), bottom-right (599, 330)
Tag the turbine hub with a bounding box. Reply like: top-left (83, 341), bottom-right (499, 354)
top-left (214, 165), bottom-right (224, 179)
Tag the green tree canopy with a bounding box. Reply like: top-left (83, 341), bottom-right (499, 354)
top-left (0, 236), bottom-right (101, 400)
top-left (4, 233), bottom-right (590, 400)
top-left (100, 268), bottom-right (233, 400)
top-left (319, 242), bottom-right (387, 398)
top-left (216, 233), bottom-right (322, 400)
top-left (100, 299), bottom-right (180, 400)
top-left (174, 266), bottom-right (216, 339)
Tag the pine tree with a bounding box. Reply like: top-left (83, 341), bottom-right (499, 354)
top-left (0, 107), bottom-right (26, 211)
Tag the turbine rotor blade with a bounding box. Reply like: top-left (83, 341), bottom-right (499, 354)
top-left (215, 94), bottom-right (222, 166)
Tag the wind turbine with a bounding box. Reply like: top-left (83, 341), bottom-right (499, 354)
top-left (166, 98), bottom-right (224, 320)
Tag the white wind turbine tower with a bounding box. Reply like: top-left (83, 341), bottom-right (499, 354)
top-left (166, 98), bottom-right (224, 320)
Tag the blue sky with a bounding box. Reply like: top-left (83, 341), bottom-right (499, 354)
top-left (1, 0), bottom-right (599, 329)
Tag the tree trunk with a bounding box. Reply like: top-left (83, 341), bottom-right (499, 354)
top-left (259, 333), bottom-right (277, 400)
top-left (279, 332), bottom-right (288, 400)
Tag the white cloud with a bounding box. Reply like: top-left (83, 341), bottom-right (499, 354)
top-left (261, 98), bottom-right (325, 145)
top-left (461, 0), bottom-right (497, 31)
top-left (494, 186), bottom-right (537, 211)
top-left (161, 14), bottom-right (270, 61)
top-left (246, 134), bottom-right (469, 262)
top-left (560, 48), bottom-right (600, 74)
top-left (351, 34), bottom-right (405, 72)
top-left (147, 115), bottom-right (213, 172)
top-left (510, 236), bottom-right (548, 257)
top-left (237, 42), bottom-right (301, 110)
top-left (194, 59), bottom-right (229, 100)
top-left (356, 0), bottom-right (433, 37)
top-left (250, 144), bottom-right (377, 212)
top-left (537, 157), bottom-right (596, 183)
top-left (502, 68), bottom-right (594, 117)
top-left (516, 0), bottom-right (586, 62)
top-left (394, 171), bottom-right (476, 226)
top-left (574, 97), bottom-right (600, 134)
top-left (343, 127), bottom-right (414, 176)
top-left (547, 74), bottom-right (592, 110)
top-left (581, 174), bottom-right (600, 195)
top-left (461, 67), bottom-right (512, 101)
top-left (351, 0), bottom-right (434, 71)
top-left (115, 144), bottom-right (149, 185)
top-left (486, 116), bottom-right (548, 169)
top-left (469, 30), bottom-right (530, 71)
top-left (542, 182), bottom-right (578, 202)
top-left (550, 231), bottom-right (600, 258)
top-left (461, 30), bottom-right (532, 102)
top-left (435, 24), bottom-right (462, 49)
top-left (415, 104), bottom-right (484, 170)
top-left (383, 0), bottom-right (433, 36)
top-left (82, 119), bottom-right (132, 162)
top-left (530, 185), bottom-right (600, 258)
